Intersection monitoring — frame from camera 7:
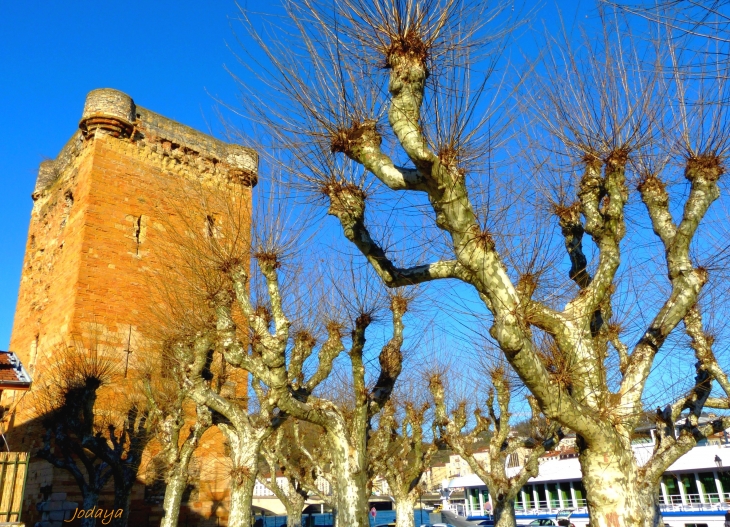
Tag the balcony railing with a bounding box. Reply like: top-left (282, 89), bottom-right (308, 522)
top-left (660, 495), bottom-right (730, 512)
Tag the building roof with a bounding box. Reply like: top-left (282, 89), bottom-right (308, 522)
top-left (0, 352), bottom-right (32, 391)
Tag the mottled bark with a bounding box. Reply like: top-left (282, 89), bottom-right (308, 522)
top-left (285, 502), bottom-right (305, 527)
top-left (579, 439), bottom-right (644, 527)
top-left (144, 358), bottom-right (212, 527)
top-left (161, 466), bottom-right (188, 527)
top-left (493, 500), bottom-right (516, 527)
top-left (219, 423), bottom-right (264, 527)
top-left (394, 496), bottom-right (417, 527)
top-left (319, 24), bottom-right (727, 526)
top-left (235, 3), bottom-right (730, 524)
top-left (303, 421), bottom-right (370, 527)
top-left (262, 427), bottom-right (309, 527)
top-left (638, 486), bottom-right (665, 527)
top-left (175, 331), bottom-right (280, 527)
top-left (228, 472), bottom-right (257, 527)
top-left (159, 408), bottom-right (210, 527)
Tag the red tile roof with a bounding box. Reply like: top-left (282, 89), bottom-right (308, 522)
top-left (0, 352), bottom-right (32, 391)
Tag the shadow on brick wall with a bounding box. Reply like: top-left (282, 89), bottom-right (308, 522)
top-left (7, 413), bottom-right (231, 527)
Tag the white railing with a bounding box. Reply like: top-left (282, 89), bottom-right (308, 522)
top-left (660, 501), bottom-right (730, 512)
top-left (661, 493), bottom-right (730, 508)
top-left (513, 498), bottom-right (586, 513)
top-left (707, 492), bottom-right (730, 503)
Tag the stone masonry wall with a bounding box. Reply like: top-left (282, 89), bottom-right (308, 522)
top-left (6, 89), bottom-right (256, 527)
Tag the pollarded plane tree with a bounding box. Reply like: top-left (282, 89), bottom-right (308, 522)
top-left (368, 398), bottom-right (436, 527)
top-left (167, 326), bottom-right (286, 527)
top-left (148, 177), bottom-right (291, 527)
top-left (430, 365), bottom-right (560, 527)
top-left (260, 423), bottom-right (315, 527)
top-left (141, 348), bottom-right (212, 527)
top-left (237, 1), bottom-right (730, 526)
top-left (269, 420), bottom-right (341, 526)
top-left (212, 258), bottom-right (409, 527)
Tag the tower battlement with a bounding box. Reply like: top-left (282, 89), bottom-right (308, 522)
top-left (34, 88), bottom-right (257, 199)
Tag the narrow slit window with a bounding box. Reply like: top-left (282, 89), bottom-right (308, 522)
top-left (133, 215), bottom-right (147, 256)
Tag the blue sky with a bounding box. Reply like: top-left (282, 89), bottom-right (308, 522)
top-left (0, 1), bottom-right (259, 348)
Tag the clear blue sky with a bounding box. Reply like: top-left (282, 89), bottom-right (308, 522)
top-left (0, 1), bottom-right (259, 348)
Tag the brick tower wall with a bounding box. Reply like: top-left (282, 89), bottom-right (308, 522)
top-left (6, 89), bottom-right (257, 526)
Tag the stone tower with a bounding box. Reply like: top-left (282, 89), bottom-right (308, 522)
top-left (7, 88), bottom-right (257, 525)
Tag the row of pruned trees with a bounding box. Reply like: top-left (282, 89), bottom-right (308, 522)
top-left (232, 0), bottom-right (730, 526)
top-left (34, 166), bottom-right (570, 527)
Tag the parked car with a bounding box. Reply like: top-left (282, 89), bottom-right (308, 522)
top-left (518, 519), bottom-right (575, 527)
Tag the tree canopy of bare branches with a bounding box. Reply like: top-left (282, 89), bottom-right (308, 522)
top-left (431, 365), bottom-right (560, 527)
top-left (234, 1), bottom-right (730, 525)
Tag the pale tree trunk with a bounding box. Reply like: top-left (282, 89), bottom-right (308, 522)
top-left (228, 476), bottom-right (256, 527)
top-left (637, 485), bottom-right (665, 527)
top-left (580, 439), bottom-right (656, 527)
top-left (329, 433), bottom-right (370, 527)
top-left (493, 499), bottom-right (515, 527)
top-left (369, 402), bottom-right (434, 527)
top-left (430, 374), bottom-right (554, 527)
top-left (221, 425), bottom-right (261, 527)
top-left (261, 429), bottom-right (309, 527)
top-left (394, 495), bottom-right (417, 527)
top-left (161, 464), bottom-right (189, 527)
top-left (285, 501), bottom-right (304, 527)
top-left (146, 388), bottom-right (211, 527)
top-left (281, 484), bottom-right (306, 527)
top-left (180, 333), bottom-right (276, 527)
top-left (332, 470), bottom-right (370, 527)
top-left (234, 6), bottom-right (730, 527)
top-left (212, 244), bottom-right (407, 527)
